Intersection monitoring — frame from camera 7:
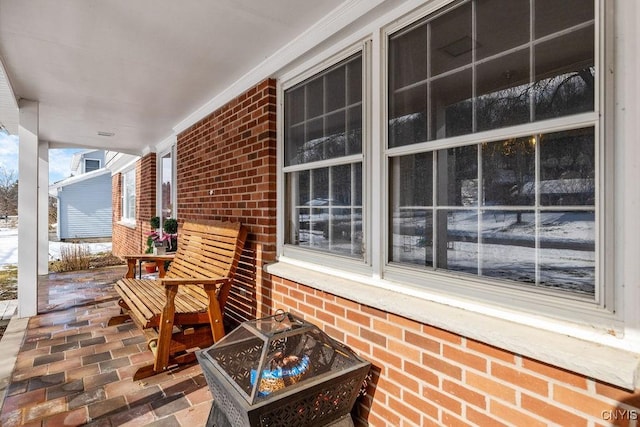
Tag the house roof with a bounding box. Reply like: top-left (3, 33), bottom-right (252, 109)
top-left (0, 0), bottom-right (364, 155)
top-left (48, 167), bottom-right (111, 197)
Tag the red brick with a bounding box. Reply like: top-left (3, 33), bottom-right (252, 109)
top-left (404, 360), bottom-right (439, 387)
top-left (594, 382), bottom-right (640, 407)
top-left (491, 362), bottom-right (549, 396)
top-left (372, 318), bottom-right (403, 339)
top-left (553, 384), bottom-right (616, 419)
top-left (423, 325), bottom-right (462, 344)
top-left (466, 339), bottom-right (516, 364)
top-left (423, 384), bottom-right (462, 415)
top-left (422, 353), bottom-right (462, 380)
top-left (466, 371), bottom-right (517, 404)
top-left (405, 330), bottom-right (440, 354)
top-left (521, 393), bottom-right (588, 426)
top-left (443, 344), bottom-right (487, 372)
top-left (522, 357), bottom-right (588, 389)
top-left (388, 394), bottom-right (422, 425)
top-left (442, 379), bottom-right (487, 409)
top-left (489, 400), bottom-right (547, 427)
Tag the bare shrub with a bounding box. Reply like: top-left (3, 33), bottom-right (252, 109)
top-left (52, 244), bottom-right (91, 272)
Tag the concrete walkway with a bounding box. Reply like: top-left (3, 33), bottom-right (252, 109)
top-left (0, 300), bottom-right (17, 321)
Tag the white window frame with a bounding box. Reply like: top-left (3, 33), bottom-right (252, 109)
top-left (381, 0), bottom-right (614, 327)
top-left (279, 42), bottom-right (372, 275)
top-left (121, 167), bottom-right (136, 224)
top-left (157, 142), bottom-right (177, 231)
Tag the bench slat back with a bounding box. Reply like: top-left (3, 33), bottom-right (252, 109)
top-left (165, 221), bottom-right (247, 305)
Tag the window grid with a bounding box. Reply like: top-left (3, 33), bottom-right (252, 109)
top-left (387, 0), bottom-right (597, 298)
top-left (284, 53), bottom-right (364, 259)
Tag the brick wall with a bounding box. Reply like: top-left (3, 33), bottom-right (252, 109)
top-left (269, 276), bottom-right (640, 426)
top-left (176, 78), bottom-right (277, 327)
top-left (111, 154), bottom-right (157, 257)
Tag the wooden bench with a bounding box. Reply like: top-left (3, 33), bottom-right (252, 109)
top-left (108, 220), bottom-right (248, 380)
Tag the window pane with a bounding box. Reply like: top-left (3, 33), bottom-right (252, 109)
top-left (476, 48), bottom-right (531, 131)
top-left (430, 2), bottom-right (472, 77)
top-left (325, 111), bottom-right (346, 159)
top-left (285, 163), bottom-right (362, 258)
top-left (480, 210), bottom-right (536, 283)
top-left (286, 87), bottom-right (305, 125)
top-left (161, 153), bottom-right (173, 220)
top-left (347, 106), bottom-right (362, 155)
top-left (476, 0), bottom-right (529, 60)
top-left (482, 137), bottom-right (536, 206)
top-left (539, 127), bottom-right (595, 206)
top-left (437, 145), bottom-right (478, 206)
top-left (296, 207), bottom-right (311, 247)
top-left (389, 85), bottom-right (427, 148)
top-left (347, 57), bottom-right (362, 105)
top-left (535, 0), bottom-right (594, 39)
top-left (534, 26), bottom-right (595, 121)
top-left (307, 79), bottom-right (323, 119)
top-left (538, 211), bottom-right (595, 296)
top-left (286, 124), bottom-right (305, 166)
top-left (430, 68), bottom-right (472, 139)
top-left (389, 24), bottom-right (427, 90)
top-left (85, 159), bottom-right (100, 172)
top-left (331, 208), bottom-right (363, 257)
top-left (390, 208), bottom-right (433, 267)
top-left (389, 152), bottom-right (434, 265)
top-left (326, 67), bottom-right (346, 112)
top-left (285, 55), bottom-right (362, 166)
top-left (332, 164), bottom-right (352, 206)
top-left (439, 209), bottom-right (478, 274)
top-left (390, 153), bottom-right (433, 207)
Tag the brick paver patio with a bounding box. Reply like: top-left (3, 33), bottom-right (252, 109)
top-left (0, 266), bottom-right (212, 426)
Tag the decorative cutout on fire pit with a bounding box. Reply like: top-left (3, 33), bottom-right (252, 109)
top-left (196, 311), bottom-right (371, 427)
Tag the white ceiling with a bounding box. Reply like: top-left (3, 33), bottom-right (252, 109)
top-left (0, 0), bottom-right (348, 154)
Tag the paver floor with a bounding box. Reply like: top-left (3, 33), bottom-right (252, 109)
top-left (0, 266), bottom-right (212, 426)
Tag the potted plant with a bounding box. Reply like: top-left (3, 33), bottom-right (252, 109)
top-left (143, 217), bottom-right (160, 272)
top-left (143, 236), bottom-right (158, 273)
top-left (147, 217), bottom-right (179, 254)
top-left (163, 218), bottom-right (178, 252)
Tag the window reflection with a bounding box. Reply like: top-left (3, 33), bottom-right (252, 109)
top-left (388, 128), bottom-right (596, 296)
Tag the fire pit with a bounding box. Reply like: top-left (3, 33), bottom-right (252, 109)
top-left (196, 311), bottom-right (371, 427)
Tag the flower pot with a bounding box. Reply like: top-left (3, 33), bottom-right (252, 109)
top-left (142, 261), bottom-right (157, 273)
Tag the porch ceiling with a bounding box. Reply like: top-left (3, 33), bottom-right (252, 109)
top-left (0, 0), bottom-right (345, 154)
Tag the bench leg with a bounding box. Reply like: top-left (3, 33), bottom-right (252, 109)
top-left (153, 284), bottom-right (178, 374)
top-left (107, 314), bottom-right (131, 326)
top-left (204, 284), bottom-right (225, 341)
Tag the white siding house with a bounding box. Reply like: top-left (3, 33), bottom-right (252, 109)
top-left (49, 150), bottom-right (112, 240)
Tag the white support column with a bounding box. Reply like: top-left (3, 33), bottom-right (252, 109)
top-left (38, 141), bottom-right (49, 275)
top-left (17, 99), bottom-right (39, 318)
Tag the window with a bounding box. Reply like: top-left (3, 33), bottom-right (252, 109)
top-left (122, 168), bottom-right (136, 222)
top-left (159, 149), bottom-right (174, 226)
top-left (284, 53), bottom-right (364, 259)
top-left (387, 0), bottom-right (598, 299)
top-left (84, 158), bottom-right (100, 173)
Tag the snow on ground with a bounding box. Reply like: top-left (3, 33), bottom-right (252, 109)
top-left (0, 227), bottom-right (112, 268)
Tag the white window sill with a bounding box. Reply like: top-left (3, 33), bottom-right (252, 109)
top-left (117, 219), bottom-right (137, 229)
top-left (265, 259), bottom-right (640, 391)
